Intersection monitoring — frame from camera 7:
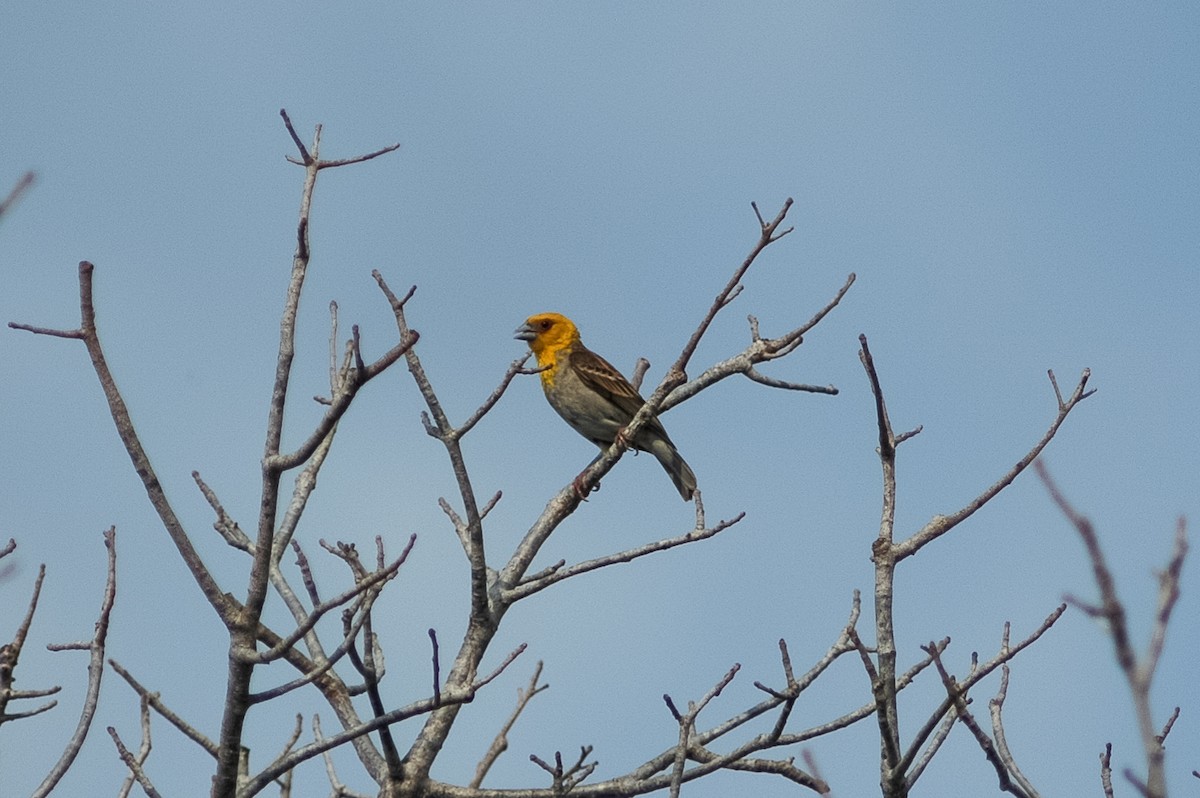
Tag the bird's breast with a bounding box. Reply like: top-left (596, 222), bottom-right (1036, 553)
top-left (538, 361), bottom-right (558, 390)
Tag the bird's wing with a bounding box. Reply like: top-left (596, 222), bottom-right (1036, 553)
top-left (570, 346), bottom-right (648, 418)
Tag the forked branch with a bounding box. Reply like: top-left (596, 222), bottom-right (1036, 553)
top-left (32, 529), bottom-right (117, 798)
top-left (897, 369), bottom-right (1094, 560)
top-left (0, 563), bottom-right (57, 726)
top-left (10, 265), bottom-right (231, 623)
top-left (1038, 462), bottom-right (1186, 798)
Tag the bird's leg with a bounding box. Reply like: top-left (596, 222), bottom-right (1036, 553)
top-left (572, 452), bottom-right (606, 501)
top-left (612, 427), bottom-right (643, 457)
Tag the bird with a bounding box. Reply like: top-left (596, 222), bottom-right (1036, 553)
top-left (514, 312), bottom-right (697, 501)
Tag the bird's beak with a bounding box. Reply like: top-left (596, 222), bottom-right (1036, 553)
top-left (514, 322), bottom-right (536, 341)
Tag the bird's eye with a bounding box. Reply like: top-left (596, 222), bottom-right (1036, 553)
top-left (539, 320), bottom-right (552, 330)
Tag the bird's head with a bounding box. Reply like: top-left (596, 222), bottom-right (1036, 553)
top-left (514, 312), bottom-right (581, 363)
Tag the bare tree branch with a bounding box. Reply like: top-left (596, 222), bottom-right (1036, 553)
top-left (313, 715), bottom-right (373, 798)
top-left (923, 642), bottom-right (1034, 798)
top-left (989, 624), bottom-right (1041, 797)
top-left (373, 270), bottom-right (505, 786)
top-left (1038, 462), bottom-right (1187, 798)
top-left (195, 113), bottom-right (407, 797)
top-left (1, 563), bottom-right (59, 725)
top-left (856, 334), bottom-right (905, 792)
top-left (373, 272), bottom-right (492, 623)
top-left (33, 529), bottom-right (117, 798)
top-left (530, 747), bottom-right (597, 793)
top-left (504, 513), bottom-right (745, 602)
top-left (896, 369), bottom-right (1094, 561)
top-left (0, 170), bottom-right (35, 221)
top-left (266, 330), bottom-right (418, 473)
top-left (472, 661), bottom-right (549, 788)
top-left (666, 664), bottom-right (741, 798)
top-left (673, 198), bottom-right (796, 376)
top-left (280, 109), bottom-right (400, 168)
top-left (900, 604), bottom-right (1065, 789)
top-left (859, 323), bottom-right (1089, 798)
top-left (457, 355), bottom-right (534, 439)
top-left (1100, 743), bottom-right (1115, 798)
top-left (247, 547), bottom-right (410, 665)
top-left (10, 266), bottom-right (233, 622)
top-left (108, 725), bottom-right (162, 798)
top-left (108, 658), bottom-right (218, 757)
top-left (115, 695), bottom-right (154, 798)
top-left (247, 577), bottom-right (389, 704)
top-left (193, 471), bottom-right (253, 553)
top-left (662, 272), bottom-right (855, 411)
top-left (241, 644), bottom-right (527, 797)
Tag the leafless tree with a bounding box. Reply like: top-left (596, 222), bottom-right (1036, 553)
top-left (3, 113), bottom-right (1187, 797)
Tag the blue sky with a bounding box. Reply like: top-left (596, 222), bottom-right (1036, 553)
top-left (3, 4), bottom-right (1197, 796)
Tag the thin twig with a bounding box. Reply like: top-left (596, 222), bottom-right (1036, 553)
top-left (33, 529), bottom-right (117, 798)
top-left (1037, 462), bottom-right (1185, 798)
top-left (897, 369), bottom-right (1094, 561)
top-left (241, 644), bottom-right (527, 796)
top-left (471, 661), bottom-right (549, 788)
top-left (10, 264), bottom-right (232, 622)
top-left (192, 471), bottom-right (252, 553)
top-left (1100, 743), bottom-right (1115, 798)
top-left (505, 513), bottom-right (745, 602)
top-left (108, 726), bottom-right (163, 798)
top-left (923, 643), bottom-right (1033, 798)
top-left (989, 624), bottom-right (1040, 797)
top-left (0, 564), bottom-right (54, 725)
top-left (248, 548), bottom-right (410, 664)
top-left (667, 664), bottom-right (741, 798)
top-left (900, 604), bottom-right (1066, 786)
top-left (662, 272), bottom-right (855, 412)
top-left (0, 171), bottom-right (35, 220)
top-left (108, 659), bottom-right (218, 757)
top-left (116, 695), bottom-right (153, 798)
top-left (429, 629), bottom-right (441, 707)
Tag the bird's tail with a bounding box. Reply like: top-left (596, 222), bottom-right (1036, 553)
top-left (650, 439), bottom-right (697, 501)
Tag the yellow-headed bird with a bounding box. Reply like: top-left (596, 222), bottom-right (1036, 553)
top-left (516, 312), bottom-right (696, 500)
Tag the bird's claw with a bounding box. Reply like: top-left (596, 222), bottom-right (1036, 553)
top-left (572, 474), bottom-right (599, 502)
top-left (614, 427), bottom-right (631, 450)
